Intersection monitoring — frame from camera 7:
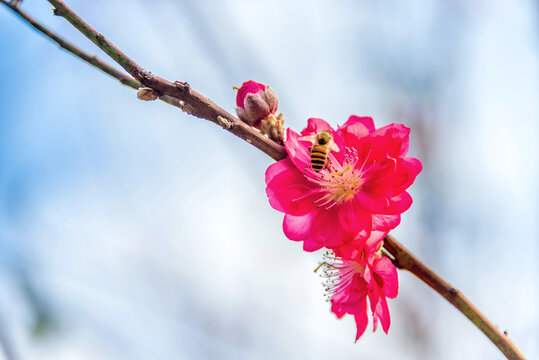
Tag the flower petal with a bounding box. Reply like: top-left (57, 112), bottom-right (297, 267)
top-left (303, 239), bottom-right (323, 252)
top-left (372, 214), bottom-right (401, 231)
top-left (356, 191), bottom-right (413, 215)
top-left (301, 118), bottom-right (335, 135)
top-left (353, 300), bottom-right (369, 342)
top-left (373, 296), bottom-right (391, 334)
top-left (283, 212), bottom-right (315, 241)
top-left (265, 158), bottom-right (291, 185)
top-left (236, 80), bottom-right (265, 107)
top-left (339, 115), bottom-right (375, 146)
top-left (385, 192), bottom-right (413, 214)
top-left (285, 128), bottom-right (312, 170)
top-left (338, 198), bottom-right (372, 234)
top-left (373, 257), bottom-right (399, 299)
top-left (365, 231), bottom-right (388, 254)
top-left (371, 123), bottom-right (410, 157)
top-left (266, 165), bottom-right (318, 216)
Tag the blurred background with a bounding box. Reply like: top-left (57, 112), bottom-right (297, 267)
top-left (0, 0), bottom-right (537, 359)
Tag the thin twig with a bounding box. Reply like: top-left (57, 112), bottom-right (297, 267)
top-left (0, 0), bottom-right (139, 89)
top-left (0, 1), bottom-right (206, 115)
top-left (46, 0), bottom-right (286, 161)
top-left (1, 2), bottom-right (526, 359)
top-left (383, 234), bottom-right (525, 360)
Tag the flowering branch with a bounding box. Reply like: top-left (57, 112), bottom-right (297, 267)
top-left (1, 2), bottom-right (525, 359)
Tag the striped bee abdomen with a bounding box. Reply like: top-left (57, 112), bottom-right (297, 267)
top-left (310, 145), bottom-right (329, 172)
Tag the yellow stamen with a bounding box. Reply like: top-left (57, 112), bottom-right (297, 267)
top-left (314, 262), bottom-right (336, 272)
top-left (331, 165), bottom-right (352, 177)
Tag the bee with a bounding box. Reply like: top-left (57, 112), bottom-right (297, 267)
top-left (300, 131), bottom-right (340, 172)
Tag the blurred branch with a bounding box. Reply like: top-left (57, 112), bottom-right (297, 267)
top-left (384, 234), bottom-right (525, 360)
top-left (1, 1), bottom-right (526, 359)
top-left (0, 315), bottom-right (17, 360)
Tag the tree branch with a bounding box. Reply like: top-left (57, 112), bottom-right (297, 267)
top-left (2, 2), bottom-right (526, 359)
top-left (0, 0), bottom-right (238, 129)
top-left (383, 234), bottom-right (525, 360)
top-left (46, 0), bottom-right (286, 161)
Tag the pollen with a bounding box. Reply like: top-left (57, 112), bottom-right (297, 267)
top-left (304, 147), bottom-right (368, 209)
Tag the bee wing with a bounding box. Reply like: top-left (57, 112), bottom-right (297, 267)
top-left (298, 134), bottom-right (317, 143)
top-left (330, 142), bottom-right (340, 152)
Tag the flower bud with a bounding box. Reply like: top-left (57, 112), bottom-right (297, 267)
top-left (137, 87), bottom-right (160, 101)
top-left (235, 80), bottom-right (279, 128)
top-left (235, 80), bottom-right (284, 143)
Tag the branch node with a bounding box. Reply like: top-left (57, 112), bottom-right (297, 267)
top-left (137, 87), bottom-right (160, 101)
top-left (174, 81), bottom-right (190, 92)
top-left (216, 116), bottom-right (232, 129)
top-left (140, 69), bottom-right (153, 80)
top-left (449, 287), bottom-right (458, 297)
top-left (52, 7), bottom-right (66, 16)
top-left (95, 33), bottom-right (107, 46)
top-left (178, 101), bottom-right (194, 115)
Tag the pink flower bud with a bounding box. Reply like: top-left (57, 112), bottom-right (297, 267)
top-left (235, 80), bottom-right (279, 128)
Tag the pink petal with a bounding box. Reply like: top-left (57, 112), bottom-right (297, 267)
top-left (236, 80), bottom-right (265, 107)
top-left (371, 123), bottom-right (410, 157)
top-left (392, 156), bottom-right (423, 193)
top-left (331, 300), bottom-right (346, 319)
top-left (353, 300), bottom-right (369, 342)
top-left (374, 296), bottom-right (391, 334)
top-left (365, 231), bottom-right (388, 253)
top-left (355, 192), bottom-right (389, 213)
top-left (373, 257), bottom-right (399, 299)
top-left (338, 198), bottom-right (371, 232)
top-left (310, 209), bottom-right (356, 249)
top-left (372, 214), bottom-right (401, 231)
top-left (345, 115), bottom-right (375, 132)
top-left (303, 239), bottom-right (323, 252)
top-left (301, 118), bottom-right (335, 135)
top-left (284, 128), bottom-right (312, 170)
top-left (266, 167), bottom-right (317, 216)
top-left (356, 191), bottom-right (413, 215)
top-left (339, 115), bottom-right (375, 146)
top-left (265, 158), bottom-right (291, 185)
top-left (283, 212), bottom-right (315, 240)
top-left (384, 192), bottom-right (413, 214)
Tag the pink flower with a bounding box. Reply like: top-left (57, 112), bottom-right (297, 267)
top-left (235, 80), bottom-right (278, 128)
top-left (319, 234), bottom-right (398, 341)
top-left (265, 116), bottom-right (422, 252)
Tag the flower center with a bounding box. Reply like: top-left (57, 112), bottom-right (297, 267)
top-left (315, 251), bottom-right (365, 303)
top-left (304, 147), bottom-right (365, 209)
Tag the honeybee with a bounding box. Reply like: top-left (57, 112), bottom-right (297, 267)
top-left (301, 131), bottom-right (340, 172)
